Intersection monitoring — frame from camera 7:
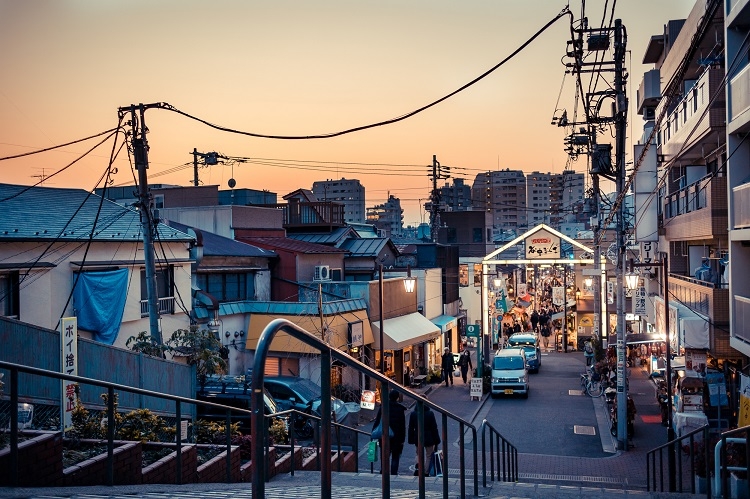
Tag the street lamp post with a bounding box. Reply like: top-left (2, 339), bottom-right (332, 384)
top-left (626, 255), bottom-right (674, 491)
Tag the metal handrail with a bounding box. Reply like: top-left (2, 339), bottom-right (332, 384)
top-left (250, 318), bottom-right (486, 499)
top-left (645, 424), bottom-right (709, 496)
top-left (480, 419), bottom-right (519, 486)
top-left (0, 360), bottom-right (365, 487)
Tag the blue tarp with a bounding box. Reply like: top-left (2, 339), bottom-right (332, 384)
top-left (73, 269), bottom-right (128, 344)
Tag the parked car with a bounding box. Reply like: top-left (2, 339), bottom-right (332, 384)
top-left (491, 348), bottom-right (529, 398)
top-left (507, 333), bottom-right (541, 373)
top-left (196, 375), bottom-right (280, 433)
top-left (263, 375), bottom-right (358, 448)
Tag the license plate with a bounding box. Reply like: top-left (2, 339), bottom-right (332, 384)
top-left (504, 389), bottom-right (514, 395)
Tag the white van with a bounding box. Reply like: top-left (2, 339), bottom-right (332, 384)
top-left (490, 348), bottom-right (529, 398)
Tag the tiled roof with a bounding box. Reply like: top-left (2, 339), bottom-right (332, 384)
top-left (238, 236), bottom-right (348, 254)
top-left (216, 298), bottom-right (369, 317)
top-left (0, 184), bottom-right (193, 243)
top-left (165, 220), bottom-right (276, 258)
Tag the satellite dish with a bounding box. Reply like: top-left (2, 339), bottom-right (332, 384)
top-left (228, 178), bottom-right (236, 188)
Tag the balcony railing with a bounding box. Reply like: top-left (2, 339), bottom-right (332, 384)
top-left (140, 296), bottom-right (175, 316)
top-left (669, 273), bottom-right (728, 320)
top-left (662, 176), bottom-right (727, 240)
top-left (263, 201), bottom-right (346, 228)
top-left (733, 182), bottom-right (750, 229)
top-left (663, 175), bottom-right (710, 218)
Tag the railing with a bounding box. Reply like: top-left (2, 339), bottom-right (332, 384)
top-left (663, 175), bottom-right (709, 219)
top-left (480, 419), bottom-right (519, 486)
top-left (646, 424), bottom-right (710, 496)
top-left (0, 360), bottom-right (364, 488)
top-left (250, 318), bottom-right (515, 499)
top-left (716, 425), bottom-right (750, 499)
top-left (139, 296), bottom-right (175, 316)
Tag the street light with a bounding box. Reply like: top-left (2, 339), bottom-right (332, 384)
top-left (626, 255), bottom-right (675, 491)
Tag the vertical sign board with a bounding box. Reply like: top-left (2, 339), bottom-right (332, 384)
top-left (470, 378), bottom-right (483, 400)
top-left (60, 317), bottom-right (78, 431)
top-left (552, 287), bottom-right (563, 306)
top-left (634, 285), bottom-right (647, 315)
top-left (607, 281), bottom-right (614, 305)
top-left (706, 373), bottom-right (729, 407)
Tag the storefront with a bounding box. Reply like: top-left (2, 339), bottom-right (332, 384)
top-left (371, 312), bottom-right (441, 385)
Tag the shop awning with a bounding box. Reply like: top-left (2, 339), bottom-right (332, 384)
top-left (430, 314), bottom-right (457, 333)
top-left (246, 311), bottom-right (374, 354)
top-left (371, 313), bottom-right (440, 350)
top-left (606, 332), bottom-right (666, 345)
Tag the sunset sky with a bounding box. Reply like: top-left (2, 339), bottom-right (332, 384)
top-left (0, 1), bottom-right (693, 226)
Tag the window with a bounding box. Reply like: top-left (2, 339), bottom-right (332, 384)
top-left (0, 271), bottom-right (19, 319)
top-left (447, 228), bottom-right (457, 243)
top-left (472, 228), bottom-right (483, 243)
top-left (140, 266), bottom-right (175, 315)
top-left (459, 264), bottom-right (469, 287)
top-left (473, 264), bottom-right (482, 287)
top-left (197, 272), bottom-right (255, 302)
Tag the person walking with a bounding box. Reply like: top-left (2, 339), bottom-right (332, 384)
top-left (458, 343), bottom-right (473, 384)
top-left (407, 405), bottom-right (441, 476)
top-left (372, 390), bottom-right (407, 475)
top-left (584, 340), bottom-right (595, 366)
top-left (530, 309), bottom-right (539, 333)
top-left (441, 347), bottom-right (455, 386)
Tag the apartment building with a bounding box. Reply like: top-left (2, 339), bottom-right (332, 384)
top-left (471, 169), bottom-right (528, 233)
top-left (634, 0), bottom-right (733, 362)
top-left (366, 194), bottom-right (404, 238)
top-left (312, 178), bottom-right (366, 224)
top-left (438, 178), bottom-right (473, 211)
top-left (527, 171), bottom-right (552, 226)
top-left (725, 0), bottom-right (750, 358)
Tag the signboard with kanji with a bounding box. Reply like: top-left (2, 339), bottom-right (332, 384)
top-left (60, 317), bottom-right (78, 432)
top-left (524, 228), bottom-right (561, 259)
top-left (360, 390), bottom-right (376, 410)
top-left (634, 285), bottom-right (646, 315)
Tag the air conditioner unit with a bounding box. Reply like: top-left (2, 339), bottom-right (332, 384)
top-left (314, 265), bottom-right (331, 281)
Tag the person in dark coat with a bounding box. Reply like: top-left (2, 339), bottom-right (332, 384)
top-left (407, 405), bottom-right (441, 476)
top-left (372, 390), bottom-right (407, 475)
top-left (530, 310), bottom-right (539, 333)
top-left (458, 343), bottom-right (473, 384)
top-left (441, 347), bottom-right (455, 386)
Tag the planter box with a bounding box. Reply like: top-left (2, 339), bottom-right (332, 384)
top-left (141, 443), bottom-right (198, 485)
top-left (196, 445), bottom-right (241, 483)
top-left (731, 474), bottom-right (749, 499)
top-left (63, 441), bottom-right (141, 486)
top-left (0, 431), bottom-right (63, 487)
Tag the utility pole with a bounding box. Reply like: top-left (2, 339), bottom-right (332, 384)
top-left (122, 104), bottom-right (161, 344)
top-left (613, 19), bottom-right (629, 452)
top-left (428, 155), bottom-right (449, 242)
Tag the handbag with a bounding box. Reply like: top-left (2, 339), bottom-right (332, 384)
top-left (371, 420), bottom-right (394, 439)
top-left (367, 440), bottom-right (378, 462)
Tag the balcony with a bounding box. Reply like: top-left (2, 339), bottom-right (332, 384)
top-left (140, 297), bottom-right (175, 317)
top-left (733, 181), bottom-right (750, 229)
top-left (669, 273), bottom-right (728, 324)
top-left (637, 69), bottom-right (661, 115)
top-left (657, 67), bottom-right (725, 163)
top-left (265, 201), bottom-right (346, 229)
top-left (728, 61), bottom-right (750, 132)
top-left (662, 175), bottom-right (727, 240)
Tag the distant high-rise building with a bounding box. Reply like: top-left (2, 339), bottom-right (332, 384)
top-left (312, 178), bottom-right (365, 224)
top-left (471, 169), bottom-right (528, 233)
top-left (367, 194), bottom-right (404, 237)
top-left (438, 178), bottom-right (472, 211)
top-left (549, 170), bottom-right (585, 227)
top-left (527, 172), bottom-right (552, 226)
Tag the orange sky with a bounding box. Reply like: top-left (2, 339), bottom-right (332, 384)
top-left (0, 1), bottom-right (693, 226)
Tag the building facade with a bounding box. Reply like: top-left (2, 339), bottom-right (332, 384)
top-left (312, 178), bottom-right (366, 224)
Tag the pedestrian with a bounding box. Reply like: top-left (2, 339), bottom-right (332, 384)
top-left (441, 347), bottom-right (455, 386)
top-left (530, 310), bottom-right (539, 333)
top-left (372, 390), bottom-right (407, 475)
top-left (584, 340), bottom-right (595, 366)
top-left (458, 343), bottom-right (473, 384)
top-left (407, 405), bottom-right (440, 476)
top-left (540, 324), bottom-right (551, 350)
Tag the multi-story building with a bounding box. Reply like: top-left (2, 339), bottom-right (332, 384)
top-left (471, 169), bottom-right (528, 233)
top-left (366, 194), bottom-right (404, 237)
top-left (527, 171), bottom-right (552, 226)
top-left (550, 170), bottom-right (586, 227)
top-left (725, 0), bottom-right (750, 358)
top-left (633, 0), bottom-right (733, 363)
top-left (438, 178), bottom-right (473, 211)
top-left (312, 178), bottom-right (365, 224)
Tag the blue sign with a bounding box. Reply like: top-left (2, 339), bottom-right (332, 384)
top-left (465, 324), bottom-right (480, 338)
top-left (706, 373), bottom-right (728, 407)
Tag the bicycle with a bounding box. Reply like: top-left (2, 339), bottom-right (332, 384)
top-left (581, 365), bottom-right (604, 397)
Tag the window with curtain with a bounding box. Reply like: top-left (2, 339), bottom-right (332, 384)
top-left (196, 272), bottom-right (255, 302)
top-left (0, 271), bottom-right (19, 319)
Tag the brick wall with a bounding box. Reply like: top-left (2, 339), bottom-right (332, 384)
top-left (63, 442), bottom-right (142, 486)
top-left (196, 445), bottom-right (241, 483)
top-left (0, 431), bottom-right (62, 487)
top-left (141, 443), bottom-right (198, 485)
